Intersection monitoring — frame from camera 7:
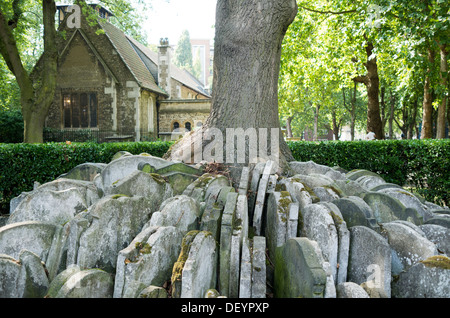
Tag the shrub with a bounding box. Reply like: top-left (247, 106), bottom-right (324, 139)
top-left (0, 109), bottom-right (24, 143)
top-left (0, 139), bottom-right (448, 215)
top-left (288, 139), bottom-right (449, 206)
top-left (0, 141), bottom-right (173, 214)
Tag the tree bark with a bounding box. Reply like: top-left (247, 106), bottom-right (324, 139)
top-left (165, 0), bottom-right (297, 176)
top-left (436, 44), bottom-right (448, 139)
top-left (353, 40), bottom-right (383, 140)
top-left (421, 47), bottom-right (436, 139)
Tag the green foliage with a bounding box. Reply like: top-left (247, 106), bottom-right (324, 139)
top-left (0, 109), bottom-right (23, 143)
top-left (288, 139), bottom-right (450, 206)
top-left (0, 141), bottom-right (173, 214)
top-left (173, 30), bottom-right (194, 73)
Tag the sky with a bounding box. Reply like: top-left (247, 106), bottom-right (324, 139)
top-left (144, 0), bottom-right (217, 46)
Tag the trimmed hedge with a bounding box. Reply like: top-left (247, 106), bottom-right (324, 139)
top-left (0, 141), bottom-right (173, 214)
top-left (0, 139), bottom-right (448, 214)
top-left (288, 139), bottom-right (450, 207)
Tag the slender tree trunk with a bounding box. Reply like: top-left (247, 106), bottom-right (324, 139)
top-left (436, 44), bottom-right (448, 139)
top-left (407, 98), bottom-right (418, 139)
top-left (421, 47), bottom-right (436, 139)
top-left (286, 116), bottom-right (294, 138)
top-left (331, 110), bottom-right (341, 141)
top-left (380, 86), bottom-right (386, 137)
top-left (165, 0), bottom-right (297, 176)
top-left (313, 104), bottom-right (320, 141)
top-left (353, 40), bottom-right (383, 140)
top-left (389, 90), bottom-right (395, 139)
top-left (350, 82), bottom-right (357, 141)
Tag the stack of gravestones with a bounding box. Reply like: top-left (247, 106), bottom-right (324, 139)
top-left (0, 152), bottom-right (448, 298)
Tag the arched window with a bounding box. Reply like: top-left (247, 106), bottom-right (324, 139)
top-left (173, 121), bottom-right (180, 131)
top-left (185, 122), bottom-right (192, 131)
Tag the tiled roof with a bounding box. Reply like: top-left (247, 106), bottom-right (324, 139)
top-left (101, 20), bottom-right (210, 98)
top-left (99, 21), bottom-right (167, 96)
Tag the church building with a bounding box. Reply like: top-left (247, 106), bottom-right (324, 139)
top-left (44, 4), bottom-right (211, 142)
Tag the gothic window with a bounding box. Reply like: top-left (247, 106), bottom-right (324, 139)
top-left (185, 122), bottom-right (192, 131)
top-left (63, 92), bottom-right (98, 128)
top-left (172, 121), bottom-right (180, 131)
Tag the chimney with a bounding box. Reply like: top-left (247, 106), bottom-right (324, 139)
top-left (158, 38), bottom-right (172, 98)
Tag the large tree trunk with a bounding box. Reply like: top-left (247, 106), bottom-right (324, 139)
top-left (353, 40), bottom-right (383, 140)
top-left (0, 0), bottom-right (57, 143)
top-left (436, 44), bottom-right (448, 139)
top-left (421, 47), bottom-right (436, 139)
top-left (165, 0), bottom-right (297, 178)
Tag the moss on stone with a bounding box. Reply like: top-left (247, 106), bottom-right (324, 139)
top-left (135, 242), bottom-right (152, 254)
top-left (171, 230), bottom-right (200, 286)
top-left (420, 255), bottom-right (450, 270)
top-left (111, 194), bottom-right (129, 199)
top-left (149, 173), bottom-right (167, 185)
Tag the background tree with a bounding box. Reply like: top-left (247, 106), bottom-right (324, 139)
top-left (173, 29), bottom-right (194, 74)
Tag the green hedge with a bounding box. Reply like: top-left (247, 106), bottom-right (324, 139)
top-left (0, 141), bottom-right (173, 214)
top-left (0, 139), bottom-right (448, 215)
top-left (288, 139), bottom-right (450, 207)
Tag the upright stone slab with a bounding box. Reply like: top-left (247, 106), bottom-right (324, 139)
top-left (300, 204), bottom-right (338, 283)
top-left (99, 155), bottom-right (170, 194)
top-left (0, 221), bottom-right (66, 280)
top-left (348, 226), bottom-right (391, 298)
top-left (287, 202), bottom-right (299, 240)
top-left (318, 202), bottom-right (350, 285)
top-left (332, 196), bottom-right (378, 230)
top-left (251, 236), bottom-right (267, 298)
top-left (180, 231), bottom-right (218, 298)
top-left (58, 163), bottom-right (107, 181)
top-left (274, 237), bottom-right (327, 298)
top-left (75, 195), bottom-right (154, 272)
top-left (289, 161), bottom-right (345, 181)
top-left (114, 226), bottom-right (183, 298)
top-left (378, 188), bottom-right (434, 221)
top-left (0, 254), bottom-right (22, 298)
top-left (7, 188), bottom-right (88, 227)
top-left (265, 191), bottom-right (292, 260)
top-left (238, 166), bottom-right (251, 195)
top-left (392, 255), bottom-right (450, 298)
top-left (171, 231), bottom-right (199, 298)
top-left (253, 161), bottom-right (274, 235)
top-left (219, 192), bottom-right (238, 297)
top-left (0, 250), bottom-right (49, 298)
top-left (239, 237), bottom-right (252, 298)
top-left (420, 224), bottom-right (450, 255)
top-left (337, 282), bottom-right (370, 298)
top-left (229, 194), bottom-right (249, 298)
top-left (362, 192), bottom-right (423, 225)
top-left (108, 170), bottom-right (173, 209)
top-left (149, 195), bottom-right (200, 234)
top-left (200, 189), bottom-right (224, 241)
top-left (381, 222), bottom-right (437, 271)
top-left (248, 162), bottom-right (266, 222)
top-left (50, 268), bottom-right (114, 298)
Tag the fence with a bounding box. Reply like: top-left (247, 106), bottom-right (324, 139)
top-left (43, 128), bottom-right (157, 143)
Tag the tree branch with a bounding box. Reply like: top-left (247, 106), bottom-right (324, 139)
top-left (353, 75), bottom-right (369, 85)
top-left (298, 5), bottom-right (356, 15)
